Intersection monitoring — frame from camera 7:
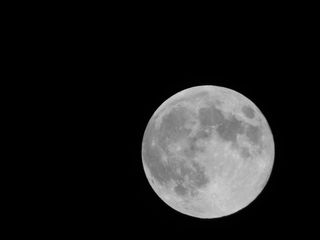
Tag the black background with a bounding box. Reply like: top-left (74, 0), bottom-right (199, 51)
top-left (28, 19), bottom-right (315, 235)
top-left (6, 3), bottom-right (318, 237)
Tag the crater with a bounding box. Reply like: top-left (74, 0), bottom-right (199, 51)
top-left (242, 105), bottom-right (255, 119)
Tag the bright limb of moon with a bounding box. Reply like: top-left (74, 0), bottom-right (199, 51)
top-left (141, 85), bottom-right (275, 219)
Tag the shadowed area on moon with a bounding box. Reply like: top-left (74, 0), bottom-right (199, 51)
top-left (242, 105), bottom-right (255, 119)
top-left (142, 91), bottom-right (264, 201)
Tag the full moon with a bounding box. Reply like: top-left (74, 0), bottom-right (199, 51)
top-left (141, 85), bottom-right (274, 218)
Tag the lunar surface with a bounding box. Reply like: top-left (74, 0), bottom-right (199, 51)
top-left (141, 85), bottom-right (274, 218)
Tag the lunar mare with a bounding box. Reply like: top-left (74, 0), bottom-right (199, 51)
top-left (142, 85), bottom-right (274, 219)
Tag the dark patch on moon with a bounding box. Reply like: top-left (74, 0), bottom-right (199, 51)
top-left (198, 104), bottom-right (225, 127)
top-left (240, 146), bottom-right (251, 159)
top-left (216, 115), bottom-right (245, 144)
top-left (246, 124), bottom-right (262, 146)
top-left (242, 105), bottom-right (255, 119)
top-left (174, 184), bottom-right (188, 196)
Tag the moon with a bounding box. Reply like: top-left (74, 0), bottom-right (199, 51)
top-left (141, 85), bottom-right (274, 219)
